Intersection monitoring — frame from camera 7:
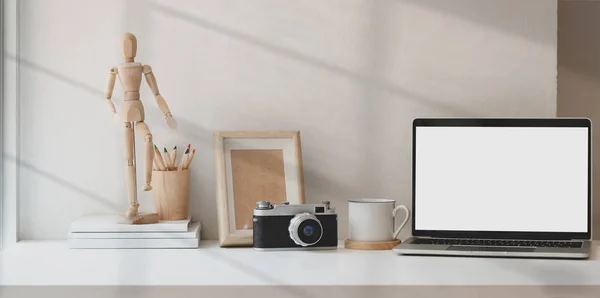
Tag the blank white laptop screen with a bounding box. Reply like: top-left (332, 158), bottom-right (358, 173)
top-left (414, 126), bottom-right (589, 233)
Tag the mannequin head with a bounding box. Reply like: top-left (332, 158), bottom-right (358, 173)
top-left (122, 32), bottom-right (137, 62)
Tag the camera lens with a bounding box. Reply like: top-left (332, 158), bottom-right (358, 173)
top-left (303, 225), bottom-right (314, 236)
top-left (288, 213), bottom-right (323, 247)
top-left (298, 219), bottom-right (322, 244)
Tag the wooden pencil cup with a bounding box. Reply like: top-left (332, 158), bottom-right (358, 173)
top-left (152, 169), bottom-right (190, 221)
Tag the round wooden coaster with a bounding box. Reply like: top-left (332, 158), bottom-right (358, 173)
top-left (344, 239), bottom-right (401, 250)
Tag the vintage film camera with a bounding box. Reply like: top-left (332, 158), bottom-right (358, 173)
top-left (253, 201), bottom-right (338, 250)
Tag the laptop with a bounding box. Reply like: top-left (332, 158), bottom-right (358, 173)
top-left (393, 118), bottom-right (592, 259)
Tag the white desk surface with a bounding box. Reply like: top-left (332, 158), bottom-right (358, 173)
top-left (0, 240), bottom-right (599, 286)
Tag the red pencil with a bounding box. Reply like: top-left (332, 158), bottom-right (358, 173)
top-left (185, 149), bottom-right (196, 169)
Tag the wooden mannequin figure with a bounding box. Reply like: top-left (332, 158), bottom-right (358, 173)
top-left (104, 32), bottom-right (177, 223)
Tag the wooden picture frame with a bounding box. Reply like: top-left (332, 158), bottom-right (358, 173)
top-left (214, 131), bottom-right (305, 247)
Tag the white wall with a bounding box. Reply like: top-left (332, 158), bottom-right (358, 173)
top-left (9, 0), bottom-right (557, 240)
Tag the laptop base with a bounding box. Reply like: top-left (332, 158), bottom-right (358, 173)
top-left (393, 237), bottom-right (591, 259)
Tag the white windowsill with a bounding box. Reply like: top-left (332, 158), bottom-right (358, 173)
top-left (0, 240), bottom-right (599, 286)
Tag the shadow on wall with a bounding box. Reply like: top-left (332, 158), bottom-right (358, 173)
top-left (149, 2), bottom-right (474, 118)
top-left (148, 0), bottom-right (478, 207)
top-left (9, 155), bottom-right (120, 210)
top-left (405, 0), bottom-right (556, 46)
top-left (557, 0), bottom-right (600, 239)
top-left (2, 154), bottom-right (121, 235)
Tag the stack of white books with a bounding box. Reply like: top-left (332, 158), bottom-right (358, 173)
top-left (68, 215), bottom-right (200, 249)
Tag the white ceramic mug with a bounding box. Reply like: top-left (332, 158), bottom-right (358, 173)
top-left (348, 198), bottom-right (410, 242)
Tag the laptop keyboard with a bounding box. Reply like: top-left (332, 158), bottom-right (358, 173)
top-left (411, 238), bottom-right (583, 248)
top-left (448, 246), bottom-right (536, 252)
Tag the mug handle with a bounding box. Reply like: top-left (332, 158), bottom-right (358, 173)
top-left (392, 205), bottom-right (410, 239)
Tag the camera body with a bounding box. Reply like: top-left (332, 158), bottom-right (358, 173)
top-left (253, 201), bottom-right (338, 250)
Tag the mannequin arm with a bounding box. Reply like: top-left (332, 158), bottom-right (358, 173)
top-left (104, 67), bottom-right (118, 115)
top-left (143, 64), bottom-right (177, 129)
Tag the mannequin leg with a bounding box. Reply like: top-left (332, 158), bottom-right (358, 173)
top-left (124, 122), bottom-right (139, 218)
top-left (136, 121), bottom-right (153, 191)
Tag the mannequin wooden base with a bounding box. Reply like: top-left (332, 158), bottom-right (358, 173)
top-left (120, 213), bottom-right (159, 225)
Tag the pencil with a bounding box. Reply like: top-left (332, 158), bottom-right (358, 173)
top-left (169, 146), bottom-right (177, 170)
top-left (178, 147), bottom-right (190, 171)
top-left (153, 154), bottom-right (160, 170)
top-left (163, 147), bottom-right (171, 170)
top-left (184, 149), bottom-right (196, 169)
top-left (154, 144), bottom-right (167, 171)
top-left (153, 150), bottom-right (162, 171)
top-left (153, 153), bottom-right (159, 170)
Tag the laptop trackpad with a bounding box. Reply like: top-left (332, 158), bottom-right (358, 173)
top-left (447, 246), bottom-right (536, 252)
